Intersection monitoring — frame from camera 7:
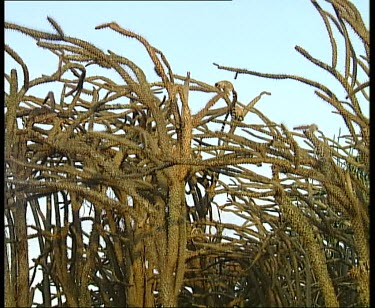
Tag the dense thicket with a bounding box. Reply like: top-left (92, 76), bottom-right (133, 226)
top-left (5, 0), bottom-right (369, 307)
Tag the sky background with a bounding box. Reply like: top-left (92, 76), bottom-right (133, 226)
top-left (5, 0), bottom-right (369, 137)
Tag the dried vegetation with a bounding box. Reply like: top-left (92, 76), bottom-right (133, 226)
top-left (5, 0), bottom-right (369, 307)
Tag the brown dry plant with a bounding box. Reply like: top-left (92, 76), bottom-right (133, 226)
top-left (4, 0), bottom-right (369, 307)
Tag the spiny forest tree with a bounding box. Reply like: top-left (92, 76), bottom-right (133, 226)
top-left (5, 0), bottom-right (369, 307)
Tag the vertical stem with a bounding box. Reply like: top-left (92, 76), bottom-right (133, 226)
top-left (15, 200), bottom-right (30, 307)
top-left (159, 180), bottom-right (186, 307)
top-left (282, 200), bottom-right (339, 307)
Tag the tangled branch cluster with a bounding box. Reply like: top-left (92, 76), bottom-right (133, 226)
top-left (5, 1), bottom-right (369, 307)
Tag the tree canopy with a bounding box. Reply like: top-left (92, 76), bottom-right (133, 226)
top-left (5, 0), bottom-right (369, 307)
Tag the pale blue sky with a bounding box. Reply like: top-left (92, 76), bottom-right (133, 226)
top-left (5, 0), bottom-right (369, 136)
